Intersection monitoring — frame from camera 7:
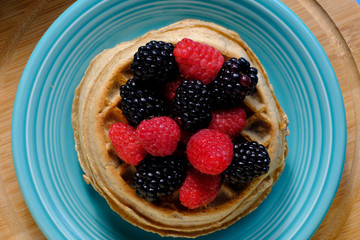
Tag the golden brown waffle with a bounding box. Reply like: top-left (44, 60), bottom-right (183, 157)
top-left (72, 19), bottom-right (289, 238)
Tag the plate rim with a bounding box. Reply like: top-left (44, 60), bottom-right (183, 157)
top-left (11, 0), bottom-right (346, 239)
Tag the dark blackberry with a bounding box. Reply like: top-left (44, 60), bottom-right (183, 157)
top-left (119, 78), bottom-right (167, 126)
top-left (131, 155), bottom-right (186, 202)
top-left (172, 80), bottom-right (212, 132)
top-left (131, 40), bottom-right (178, 83)
top-left (211, 57), bottom-right (258, 108)
top-left (223, 141), bottom-right (270, 184)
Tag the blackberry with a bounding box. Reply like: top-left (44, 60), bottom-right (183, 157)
top-left (131, 40), bottom-right (178, 83)
top-left (119, 78), bottom-right (167, 126)
top-left (223, 141), bottom-right (270, 184)
top-left (131, 155), bottom-right (186, 202)
top-left (172, 80), bottom-right (212, 132)
top-left (211, 57), bottom-right (258, 108)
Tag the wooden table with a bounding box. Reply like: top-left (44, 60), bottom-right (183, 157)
top-left (1, 0), bottom-right (359, 239)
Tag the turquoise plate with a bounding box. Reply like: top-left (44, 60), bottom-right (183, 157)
top-left (12, 0), bottom-right (346, 239)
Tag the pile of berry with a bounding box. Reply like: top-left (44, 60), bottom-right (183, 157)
top-left (109, 38), bottom-right (270, 209)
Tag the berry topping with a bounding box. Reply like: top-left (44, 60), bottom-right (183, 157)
top-left (172, 80), bottom-right (212, 132)
top-left (210, 57), bottom-right (258, 108)
top-left (119, 78), bottom-right (168, 126)
top-left (115, 37), bottom-right (269, 207)
top-left (131, 40), bottom-right (178, 83)
top-left (108, 122), bottom-right (147, 165)
top-left (132, 155), bottom-right (186, 202)
top-left (179, 169), bottom-right (221, 209)
top-left (174, 38), bottom-right (224, 84)
top-left (209, 107), bottom-right (246, 138)
top-left (186, 129), bottom-right (233, 175)
top-left (223, 141), bottom-right (271, 184)
top-left (137, 117), bottom-right (181, 157)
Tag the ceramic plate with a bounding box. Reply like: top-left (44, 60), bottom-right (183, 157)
top-left (12, 1), bottom-right (346, 239)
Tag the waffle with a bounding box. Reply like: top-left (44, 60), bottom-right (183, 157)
top-left (72, 19), bottom-right (289, 238)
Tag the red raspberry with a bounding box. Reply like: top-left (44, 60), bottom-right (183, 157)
top-left (186, 129), bottom-right (233, 175)
top-left (164, 77), bottom-right (184, 100)
top-left (179, 169), bottom-right (221, 209)
top-left (109, 122), bottom-right (147, 165)
top-left (174, 38), bottom-right (224, 85)
top-left (137, 117), bottom-right (181, 157)
top-left (209, 107), bottom-right (246, 138)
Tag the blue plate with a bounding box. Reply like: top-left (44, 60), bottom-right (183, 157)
top-left (12, 1), bottom-right (346, 239)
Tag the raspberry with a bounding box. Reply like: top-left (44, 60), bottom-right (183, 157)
top-left (223, 141), bottom-right (271, 184)
top-left (209, 107), bottom-right (246, 138)
top-left (186, 129), bottom-right (233, 175)
top-left (137, 117), bottom-right (181, 157)
top-left (174, 38), bottom-right (224, 84)
top-left (211, 57), bottom-right (259, 108)
top-left (163, 77), bottom-right (184, 100)
top-left (108, 122), bottom-right (147, 165)
top-left (131, 40), bottom-right (178, 83)
top-left (179, 169), bottom-right (221, 209)
top-left (132, 155), bottom-right (186, 202)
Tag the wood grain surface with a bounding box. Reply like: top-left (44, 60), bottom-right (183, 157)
top-left (1, 0), bottom-right (359, 239)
